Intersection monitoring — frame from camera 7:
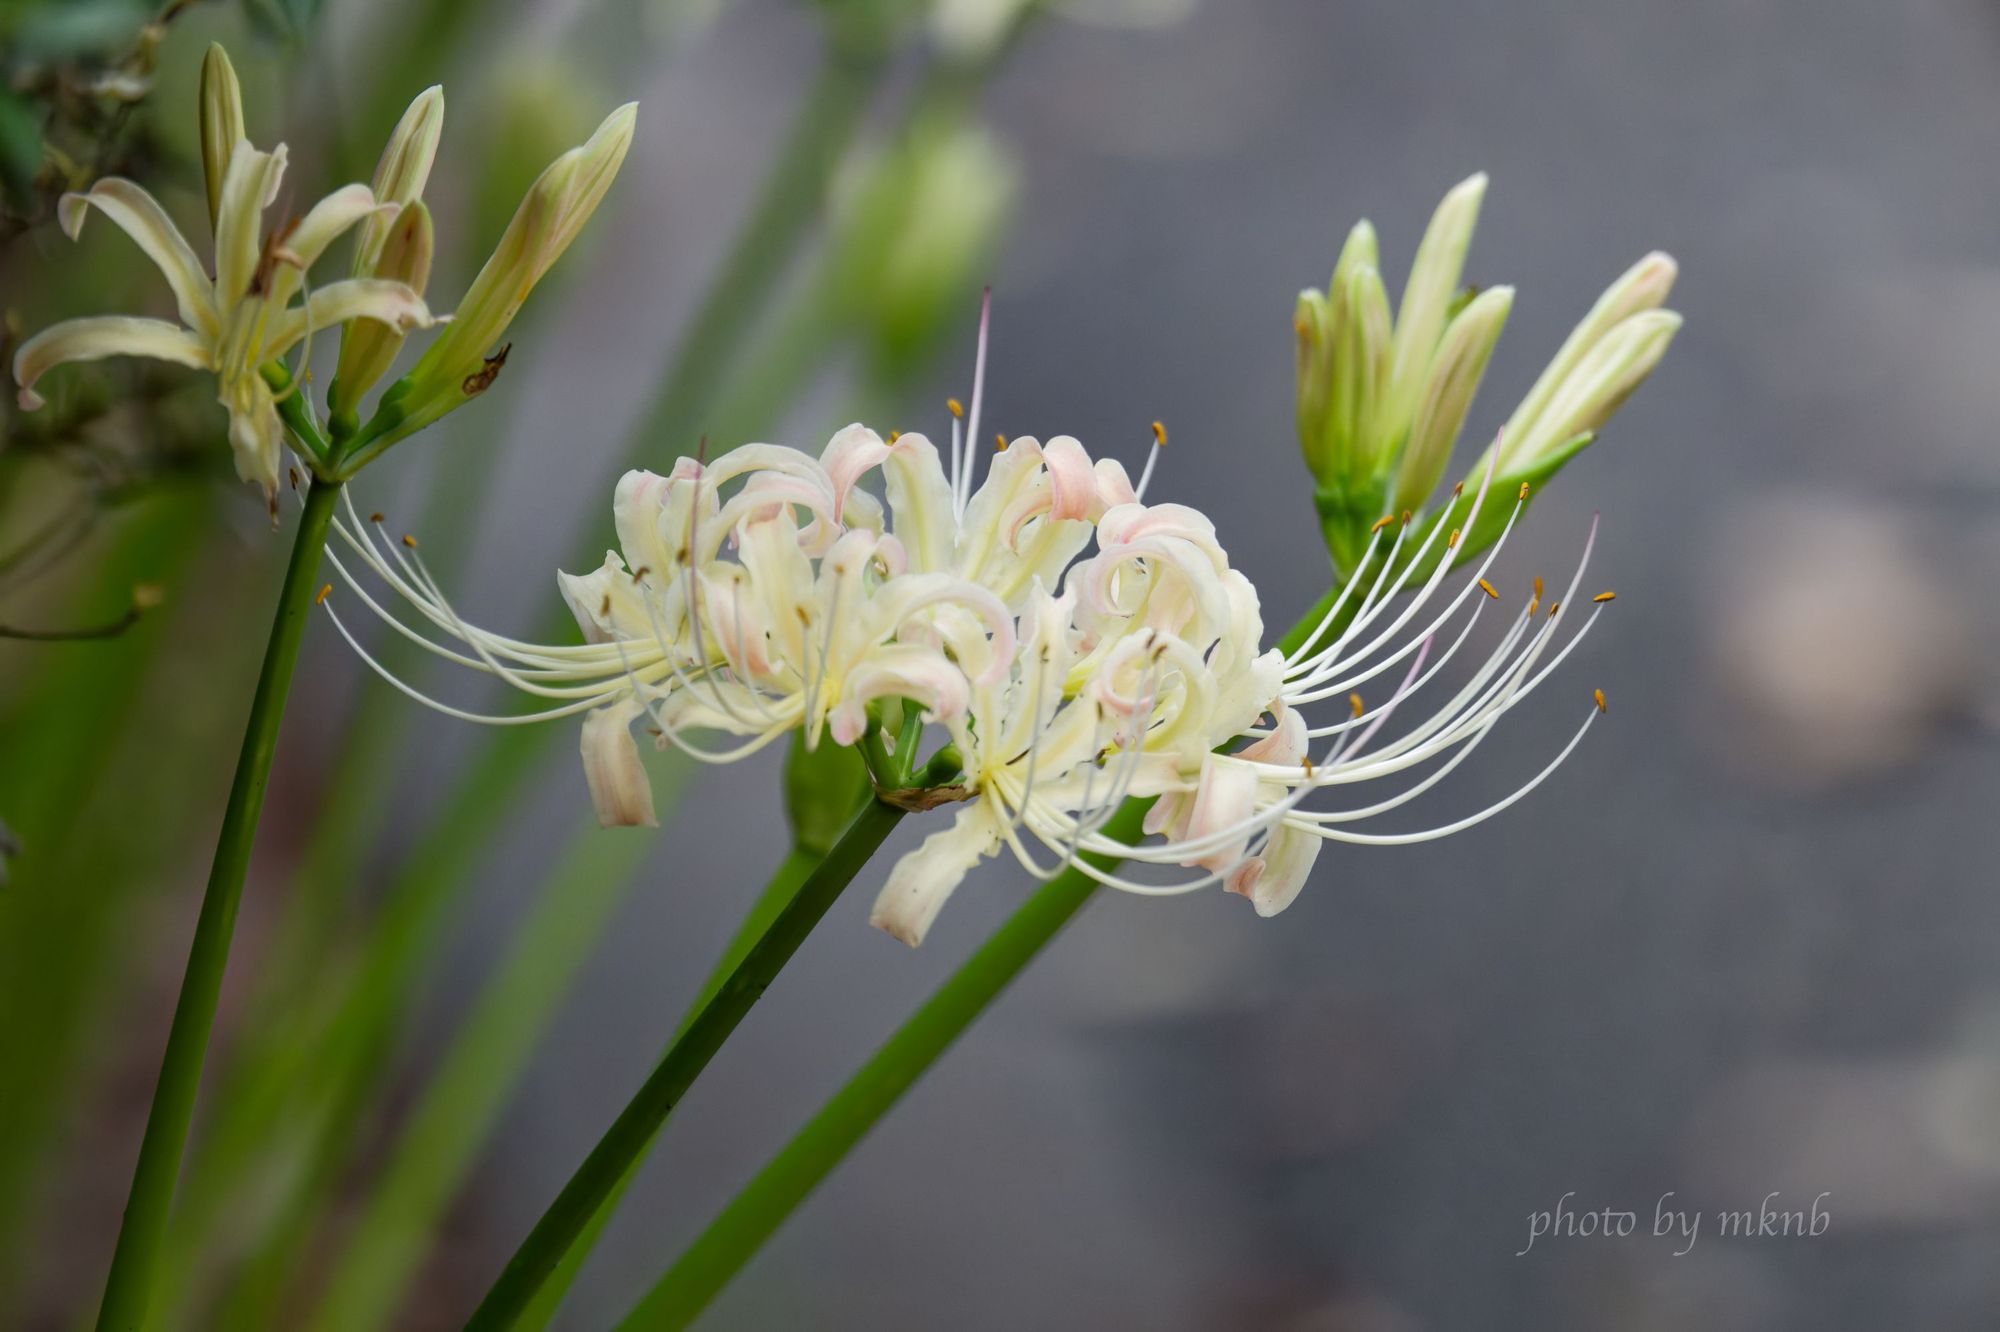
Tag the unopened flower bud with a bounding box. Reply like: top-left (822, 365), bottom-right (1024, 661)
top-left (197, 43), bottom-right (245, 232)
top-left (333, 201), bottom-right (434, 413)
top-left (389, 102), bottom-right (637, 435)
top-left (1506, 308), bottom-right (1681, 470)
top-left (1384, 172), bottom-right (1485, 431)
top-left (1293, 288), bottom-right (1333, 470)
top-left (1499, 250), bottom-right (1677, 469)
top-left (1394, 284), bottom-right (1511, 515)
top-left (1328, 259), bottom-right (1392, 480)
top-left (352, 86), bottom-right (442, 277)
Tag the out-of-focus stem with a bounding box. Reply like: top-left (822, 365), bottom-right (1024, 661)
top-left (462, 797), bottom-right (909, 1331)
top-left (93, 477), bottom-right (341, 1332)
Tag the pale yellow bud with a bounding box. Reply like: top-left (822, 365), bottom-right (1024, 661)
top-left (1385, 172), bottom-right (1486, 434)
top-left (391, 102), bottom-right (638, 434)
top-left (1500, 250), bottom-right (1677, 467)
top-left (197, 43), bottom-right (245, 233)
top-left (1394, 285), bottom-right (1512, 514)
top-left (353, 86), bottom-right (443, 277)
top-left (1330, 261), bottom-right (1393, 477)
top-left (334, 201), bottom-right (435, 411)
top-left (1507, 308), bottom-right (1681, 469)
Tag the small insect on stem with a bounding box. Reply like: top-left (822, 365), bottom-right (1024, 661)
top-left (461, 343), bottom-right (512, 396)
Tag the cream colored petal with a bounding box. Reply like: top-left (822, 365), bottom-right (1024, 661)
top-left (223, 374), bottom-right (283, 495)
top-left (868, 806), bottom-right (1000, 947)
top-left (263, 184), bottom-right (393, 311)
top-left (263, 278), bottom-right (434, 360)
top-left (57, 179), bottom-right (217, 337)
top-left (580, 699), bottom-right (658, 828)
top-left (881, 432), bottom-right (958, 573)
top-left (13, 316), bottom-right (211, 409)
top-left (827, 643), bottom-right (973, 747)
top-left (214, 143), bottom-right (288, 311)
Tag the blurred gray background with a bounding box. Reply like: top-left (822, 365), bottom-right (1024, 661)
top-left (134, 0), bottom-right (2000, 1327)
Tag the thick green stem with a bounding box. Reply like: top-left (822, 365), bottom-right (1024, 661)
top-left (93, 478), bottom-right (342, 1332)
top-left (614, 591), bottom-right (1354, 1328)
top-left (462, 799), bottom-right (906, 1331)
top-left (515, 843), bottom-right (826, 1330)
top-left (616, 799), bottom-right (1151, 1330)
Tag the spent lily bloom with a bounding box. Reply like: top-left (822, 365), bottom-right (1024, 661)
top-left (11, 44), bottom-right (435, 499)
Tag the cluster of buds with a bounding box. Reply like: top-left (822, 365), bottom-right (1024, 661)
top-left (1295, 173), bottom-right (1679, 575)
top-left (10, 44), bottom-right (636, 505)
top-left (327, 306), bottom-right (1617, 945)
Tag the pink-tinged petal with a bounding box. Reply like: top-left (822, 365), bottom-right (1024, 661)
top-left (1227, 824), bottom-right (1320, 917)
top-left (1143, 786), bottom-right (1190, 838)
top-left (1237, 699), bottom-right (1307, 766)
top-left (13, 316), bottom-right (210, 409)
top-left (580, 700), bottom-right (657, 827)
top-left (1183, 753), bottom-right (1257, 873)
top-left (1093, 457), bottom-right (1139, 508)
top-left (1041, 435), bottom-right (1098, 521)
top-left (1096, 501), bottom-right (1220, 553)
top-left (874, 576), bottom-right (1016, 688)
top-left (56, 178), bottom-right (216, 337)
top-left (612, 469), bottom-right (676, 583)
top-left (828, 643), bottom-right (972, 745)
top-left (819, 422), bottom-right (892, 523)
top-left (868, 807), bottom-right (1000, 947)
top-left (697, 567), bottom-right (772, 678)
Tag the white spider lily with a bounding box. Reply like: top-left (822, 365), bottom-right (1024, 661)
top-left (872, 451), bottom-right (1615, 943)
top-left (313, 431), bottom-right (1021, 828)
top-left (10, 147), bottom-right (435, 497)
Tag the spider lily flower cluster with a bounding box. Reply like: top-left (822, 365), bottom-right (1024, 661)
top-left (1296, 172), bottom-right (1680, 575)
top-left (9, 43), bottom-right (635, 501)
top-left (324, 308), bottom-right (1617, 946)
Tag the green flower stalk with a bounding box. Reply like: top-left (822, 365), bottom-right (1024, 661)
top-left (4, 43), bottom-right (642, 1332)
top-left (1295, 173), bottom-right (1680, 575)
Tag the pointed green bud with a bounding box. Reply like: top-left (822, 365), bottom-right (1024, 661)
top-left (333, 201), bottom-right (434, 415)
top-left (1385, 172), bottom-right (1486, 433)
top-left (1499, 250), bottom-right (1676, 468)
top-left (353, 86), bottom-right (443, 277)
top-left (1329, 218), bottom-right (1379, 298)
top-left (1329, 260), bottom-right (1392, 479)
top-left (197, 43), bottom-right (245, 233)
top-left (1393, 284), bottom-right (1511, 514)
top-left (388, 102), bottom-right (637, 436)
top-left (1293, 288), bottom-right (1333, 471)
